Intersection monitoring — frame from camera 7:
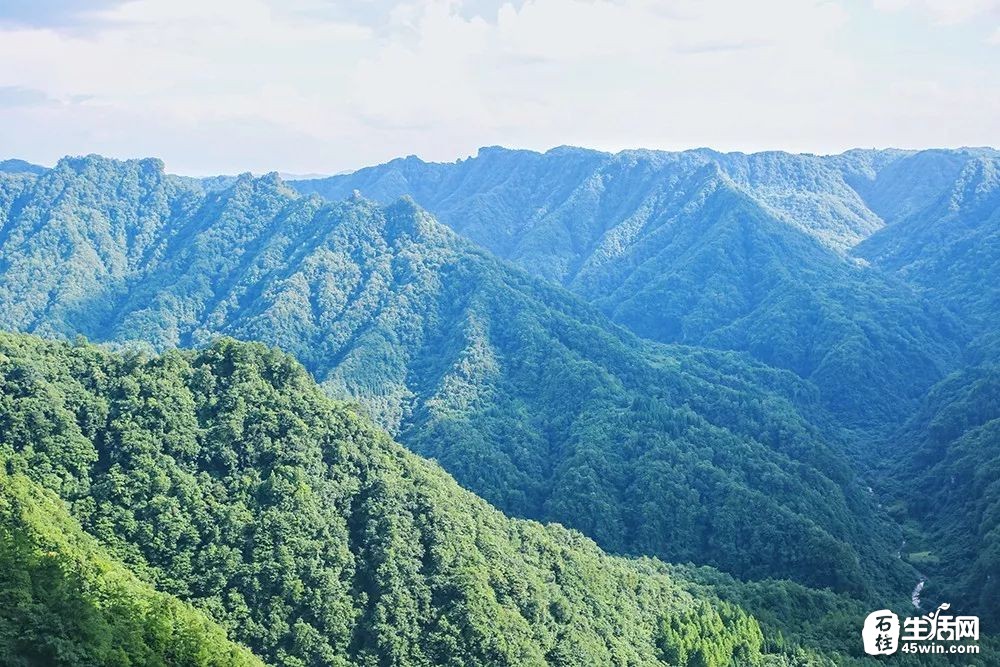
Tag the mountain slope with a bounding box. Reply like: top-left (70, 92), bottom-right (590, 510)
top-left (0, 331), bottom-right (774, 666)
top-left (292, 146), bottom-right (886, 259)
top-left (851, 157), bottom-right (1000, 629)
top-left (880, 364), bottom-right (1000, 627)
top-left (0, 156), bottom-right (915, 597)
top-left (0, 156), bottom-right (204, 339)
top-left (854, 154), bottom-right (1000, 343)
top-left (834, 147), bottom-right (999, 226)
top-left (0, 467), bottom-right (262, 666)
top-left (571, 175), bottom-right (960, 427)
top-left (293, 147), bottom-right (968, 428)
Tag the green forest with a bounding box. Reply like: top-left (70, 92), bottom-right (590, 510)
top-left (0, 146), bottom-right (997, 665)
top-left (0, 332), bottom-right (774, 666)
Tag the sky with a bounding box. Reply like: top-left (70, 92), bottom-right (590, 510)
top-left (0, 0), bottom-right (998, 176)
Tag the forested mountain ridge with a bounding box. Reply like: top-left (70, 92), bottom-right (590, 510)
top-left (0, 156), bottom-right (200, 339)
top-left (834, 147), bottom-right (999, 227)
top-left (295, 145), bottom-right (999, 258)
top-left (0, 332), bottom-right (779, 666)
top-left (0, 155), bottom-right (918, 599)
top-left (854, 153), bottom-right (1000, 343)
top-left (293, 146), bottom-right (886, 256)
top-left (293, 146), bottom-right (985, 429)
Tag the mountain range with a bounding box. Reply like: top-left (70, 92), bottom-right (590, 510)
top-left (0, 146), bottom-right (997, 665)
top-left (294, 147), bottom-right (999, 430)
top-left (0, 155), bottom-right (912, 595)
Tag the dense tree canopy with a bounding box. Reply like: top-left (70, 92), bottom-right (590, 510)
top-left (0, 466), bottom-right (262, 666)
top-left (879, 364), bottom-right (1000, 628)
top-left (0, 332), bottom-right (777, 666)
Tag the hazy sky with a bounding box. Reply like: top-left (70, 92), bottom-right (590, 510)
top-left (1, 0), bottom-right (998, 175)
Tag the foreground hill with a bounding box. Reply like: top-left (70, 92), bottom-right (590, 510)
top-left (294, 146), bottom-right (979, 429)
top-left (0, 332), bottom-right (779, 666)
top-left (0, 156), bottom-right (914, 596)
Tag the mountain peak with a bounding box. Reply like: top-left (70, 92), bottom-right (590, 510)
top-left (0, 158), bottom-right (47, 175)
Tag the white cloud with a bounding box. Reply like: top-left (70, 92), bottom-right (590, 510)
top-left (872, 0), bottom-right (1000, 24)
top-left (0, 0), bottom-right (996, 174)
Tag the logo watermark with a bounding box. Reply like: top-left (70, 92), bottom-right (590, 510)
top-left (862, 604), bottom-right (980, 656)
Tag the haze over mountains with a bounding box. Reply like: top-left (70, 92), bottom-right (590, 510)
top-left (0, 146), bottom-right (997, 665)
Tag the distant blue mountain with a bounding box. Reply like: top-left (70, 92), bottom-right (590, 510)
top-left (854, 151), bottom-right (1000, 343)
top-left (0, 158), bottom-right (47, 175)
